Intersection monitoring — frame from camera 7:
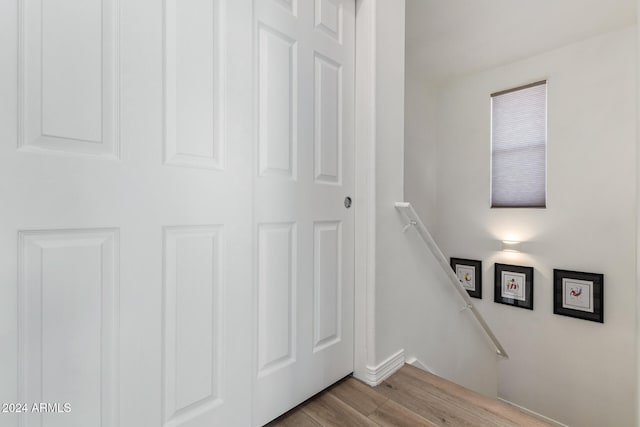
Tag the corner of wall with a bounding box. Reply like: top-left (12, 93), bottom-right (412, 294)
top-left (353, 0), bottom-right (378, 381)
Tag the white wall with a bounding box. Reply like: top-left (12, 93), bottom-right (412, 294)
top-left (404, 69), bottom-right (438, 232)
top-left (406, 27), bottom-right (637, 426)
top-left (371, 0), bottom-right (408, 364)
top-left (367, 0), bottom-right (499, 397)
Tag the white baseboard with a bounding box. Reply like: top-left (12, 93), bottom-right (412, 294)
top-left (498, 398), bottom-right (568, 427)
top-left (361, 349), bottom-right (405, 386)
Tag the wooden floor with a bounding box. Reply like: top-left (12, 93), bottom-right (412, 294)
top-left (267, 364), bottom-right (552, 427)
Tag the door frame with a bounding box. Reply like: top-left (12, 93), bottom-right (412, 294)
top-left (353, 0), bottom-right (377, 383)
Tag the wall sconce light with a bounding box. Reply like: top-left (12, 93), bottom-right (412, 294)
top-left (501, 240), bottom-right (522, 252)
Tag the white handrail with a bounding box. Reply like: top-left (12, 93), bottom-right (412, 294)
top-left (395, 202), bottom-right (509, 359)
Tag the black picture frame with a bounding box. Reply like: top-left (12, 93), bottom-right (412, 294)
top-left (553, 269), bottom-right (604, 323)
top-left (450, 258), bottom-right (482, 299)
top-left (494, 263), bottom-right (534, 310)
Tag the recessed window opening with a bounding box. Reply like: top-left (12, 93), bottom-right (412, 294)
top-left (491, 81), bottom-right (547, 208)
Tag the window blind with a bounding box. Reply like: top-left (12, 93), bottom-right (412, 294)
top-left (491, 81), bottom-right (547, 208)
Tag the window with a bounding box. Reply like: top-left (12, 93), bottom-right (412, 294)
top-left (491, 81), bottom-right (547, 208)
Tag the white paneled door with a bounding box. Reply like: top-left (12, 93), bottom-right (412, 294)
top-left (0, 0), bottom-right (354, 426)
top-left (253, 0), bottom-right (355, 424)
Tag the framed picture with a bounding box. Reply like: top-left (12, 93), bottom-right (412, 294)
top-left (450, 258), bottom-right (482, 299)
top-left (494, 263), bottom-right (534, 310)
top-left (553, 269), bottom-right (604, 323)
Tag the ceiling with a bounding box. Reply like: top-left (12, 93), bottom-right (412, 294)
top-left (406, 0), bottom-right (636, 82)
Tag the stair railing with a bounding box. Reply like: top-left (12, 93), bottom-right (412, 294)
top-left (395, 202), bottom-right (508, 358)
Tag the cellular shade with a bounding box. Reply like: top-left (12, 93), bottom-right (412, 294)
top-left (491, 81), bottom-right (547, 208)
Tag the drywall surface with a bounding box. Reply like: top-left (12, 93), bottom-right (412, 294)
top-left (404, 70), bottom-right (438, 232)
top-left (409, 27), bottom-right (637, 426)
top-left (372, 0), bottom-right (499, 396)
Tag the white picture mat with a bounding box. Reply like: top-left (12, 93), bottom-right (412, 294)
top-left (455, 264), bottom-right (476, 291)
top-left (562, 277), bottom-right (594, 313)
top-left (501, 271), bottom-right (526, 301)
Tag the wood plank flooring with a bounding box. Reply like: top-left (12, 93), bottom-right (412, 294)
top-left (267, 364), bottom-right (552, 427)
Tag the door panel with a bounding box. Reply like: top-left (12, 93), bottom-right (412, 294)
top-left (314, 53), bottom-right (343, 185)
top-left (162, 226), bottom-right (223, 426)
top-left (257, 24), bottom-right (297, 178)
top-left (253, 0), bottom-right (355, 424)
top-left (313, 221), bottom-right (342, 352)
top-left (257, 222), bottom-right (297, 375)
top-left (164, 0), bottom-right (224, 170)
top-left (19, 230), bottom-right (119, 427)
top-left (19, 0), bottom-right (119, 157)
